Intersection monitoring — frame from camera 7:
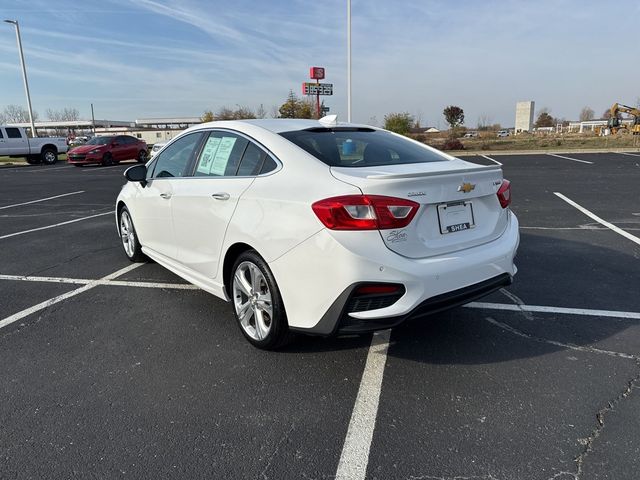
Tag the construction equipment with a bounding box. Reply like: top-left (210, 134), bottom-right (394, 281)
top-left (607, 103), bottom-right (640, 134)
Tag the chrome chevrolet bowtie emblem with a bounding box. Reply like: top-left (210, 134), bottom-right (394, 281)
top-left (458, 182), bottom-right (475, 193)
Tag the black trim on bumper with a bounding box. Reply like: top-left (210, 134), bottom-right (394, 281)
top-left (290, 273), bottom-right (513, 336)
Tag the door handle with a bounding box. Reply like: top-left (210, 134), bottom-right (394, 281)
top-left (160, 192), bottom-right (172, 199)
top-left (211, 192), bottom-right (230, 201)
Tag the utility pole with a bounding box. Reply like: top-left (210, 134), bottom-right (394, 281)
top-left (347, 0), bottom-right (352, 122)
top-left (4, 20), bottom-right (37, 137)
top-left (91, 103), bottom-right (96, 134)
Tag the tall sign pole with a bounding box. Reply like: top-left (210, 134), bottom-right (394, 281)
top-left (347, 0), bottom-right (352, 122)
top-left (4, 20), bottom-right (37, 137)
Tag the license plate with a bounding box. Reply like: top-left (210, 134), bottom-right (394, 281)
top-left (437, 202), bottom-right (475, 234)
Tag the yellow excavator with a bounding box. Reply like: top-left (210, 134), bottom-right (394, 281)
top-left (607, 103), bottom-right (640, 134)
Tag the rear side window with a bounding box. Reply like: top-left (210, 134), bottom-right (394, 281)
top-left (194, 132), bottom-right (249, 177)
top-left (280, 128), bottom-right (447, 167)
top-left (236, 143), bottom-right (266, 176)
top-left (5, 128), bottom-right (22, 139)
top-left (0, 130), bottom-right (3, 138)
top-left (150, 133), bottom-right (203, 178)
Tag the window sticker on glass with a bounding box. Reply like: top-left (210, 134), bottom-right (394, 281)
top-left (209, 137), bottom-right (237, 176)
top-left (197, 136), bottom-right (222, 175)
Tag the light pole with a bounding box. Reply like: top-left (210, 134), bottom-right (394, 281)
top-left (347, 0), bottom-right (352, 122)
top-left (4, 19), bottom-right (37, 137)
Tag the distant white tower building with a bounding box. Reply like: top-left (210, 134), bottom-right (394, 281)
top-left (515, 101), bottom-right (535, 133)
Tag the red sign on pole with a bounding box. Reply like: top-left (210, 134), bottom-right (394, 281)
top-left (309, 67), bottom-right (325, 80)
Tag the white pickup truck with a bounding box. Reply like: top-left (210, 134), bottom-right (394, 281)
top-left (0, 126), bottom-right (68, 165)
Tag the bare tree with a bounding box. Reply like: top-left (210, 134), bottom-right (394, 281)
top-left (579, 106), bottom-right (594, 122)
top-left (1, 104), bottom-right (39, 123)
top-left (255, 104), bottom-right (267, 119)
top-left (477, 114), bottom-right (493, 130)
top-left (46, 107), bottom-right (80, 121)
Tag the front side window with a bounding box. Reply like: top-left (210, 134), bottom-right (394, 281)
top-left (151, 133), bottom-right (203, 179)
top-left (86, 136), bottom-right (112, 145)
top-left (5, 128), bottom-right (22, 139)
top-left (194, 131), bottom-right (248, 177)
top-left (280, 127), bottom-right (448, 167)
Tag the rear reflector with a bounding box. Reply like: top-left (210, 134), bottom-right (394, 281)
top-left (312, 195), bottom-right (420, 230)
top-left (497, 180), bottom-right (511, 208)
top-left (355, 284), bottom-right (404, 295)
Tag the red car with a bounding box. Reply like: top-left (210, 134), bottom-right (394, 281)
top-left (67, 135), bottom-right (148, 166)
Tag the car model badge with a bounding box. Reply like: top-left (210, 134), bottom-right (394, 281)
top-left (458, 182), bottom-right (475, 193)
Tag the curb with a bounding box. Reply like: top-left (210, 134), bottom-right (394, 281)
top-left (455, 148), bottom-right (640, 156)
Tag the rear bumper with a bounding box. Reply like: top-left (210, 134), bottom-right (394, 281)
top-left (276, 211), bottom-right (519, 335)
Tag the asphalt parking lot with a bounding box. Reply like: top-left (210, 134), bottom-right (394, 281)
top-left (1, 152), bottom-right (639, 480)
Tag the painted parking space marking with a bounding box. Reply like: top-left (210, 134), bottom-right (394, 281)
top-left (617, 152), bottom-right (640, 157)
top-left (0, 191), bottom-right (84, 210)
top-left (17, 166), bottom-right (75, 173)
top-left (0, 263), bottom-right (142, 330)
top-left (0, 211), bottom-right (113, 240)
top-left (466, 302), bottom-right (640, 320)
top-left (554, 192), bottom-right (640, 247)
top-left (481, 154), bottom-right (502, 166)
top-left (335, 329), bottom-right (391, 480)
top-left (0, 274), bottom-right (197, 290)
top-left (547, 153), bottom-right (594, 164)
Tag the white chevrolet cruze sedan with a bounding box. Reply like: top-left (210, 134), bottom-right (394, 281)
top-left (116, 117), bottom-right (519, 349)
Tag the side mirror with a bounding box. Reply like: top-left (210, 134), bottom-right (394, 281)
top-left (112, 142), bottom-right (119, 147)
top-left (125, 164), bottom-right (147, 186)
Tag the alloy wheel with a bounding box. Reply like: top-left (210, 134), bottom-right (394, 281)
top-left (119, 210), bottom-right (136, 258)
top-left (232, 261), bottom-right (273, 341)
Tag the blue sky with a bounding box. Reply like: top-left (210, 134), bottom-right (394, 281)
top-left (1, 0), bottom-right (638, 127)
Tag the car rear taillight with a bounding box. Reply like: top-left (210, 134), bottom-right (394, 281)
top-left (496, 180), bottom-right (511, 208)
top-left (312, 195), bottom-right (420, 230)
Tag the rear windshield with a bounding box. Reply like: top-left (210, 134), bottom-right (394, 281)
top-left (280, 128), bottom-right (447, 167)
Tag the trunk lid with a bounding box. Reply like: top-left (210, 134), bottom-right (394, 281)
top-left (331, 158), bottom-right (509, 258)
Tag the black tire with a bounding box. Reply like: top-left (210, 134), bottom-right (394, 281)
top-left (102, 152), bottom-right (113, 166)
top-left (118, 206), bottom-right (146, 262)
top-left (137, 150), bottom-right (148, 163)
top-left (41, 148), bottom-right (57, 165)
top-left (230, 250), bottom-right (291, 350)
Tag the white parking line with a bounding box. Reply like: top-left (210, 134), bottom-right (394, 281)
top-left (481, 154), bottom-right (502, 166)
top-left (617, 152), bottom-right (640, 157)
top-left (547, 153), bottom-right (594, 164)
top-left (335, 329), bottom-right (390, 480)
top-left (466, 302), bottom-right (640, 320)
top-left (0, 263), bottom-right (142, 330)
top-left (0, 274), bottom-right (198, 290)
top-left (0, 191), bottom-right (84, 210)
top-left (19, 166), bottom-right (74, 173)
top-left (554, 192), bottom-right (640, 247)
top-left (0, 211), bottom-right (113, 240)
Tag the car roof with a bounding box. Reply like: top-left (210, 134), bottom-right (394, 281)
top-left (191, 118), bottom-right (374, 134)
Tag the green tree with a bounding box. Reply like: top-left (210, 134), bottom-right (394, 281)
top-left (383, 112), bottom-right (414, 135)
top-left (443, 105), bottom-right (464, 131)
top-left (278, 91), bottom-right (314, 119)
top-left (201, 110), bottom-right (215, 122)
top-left (534, 109), bottom-right (554, 128)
